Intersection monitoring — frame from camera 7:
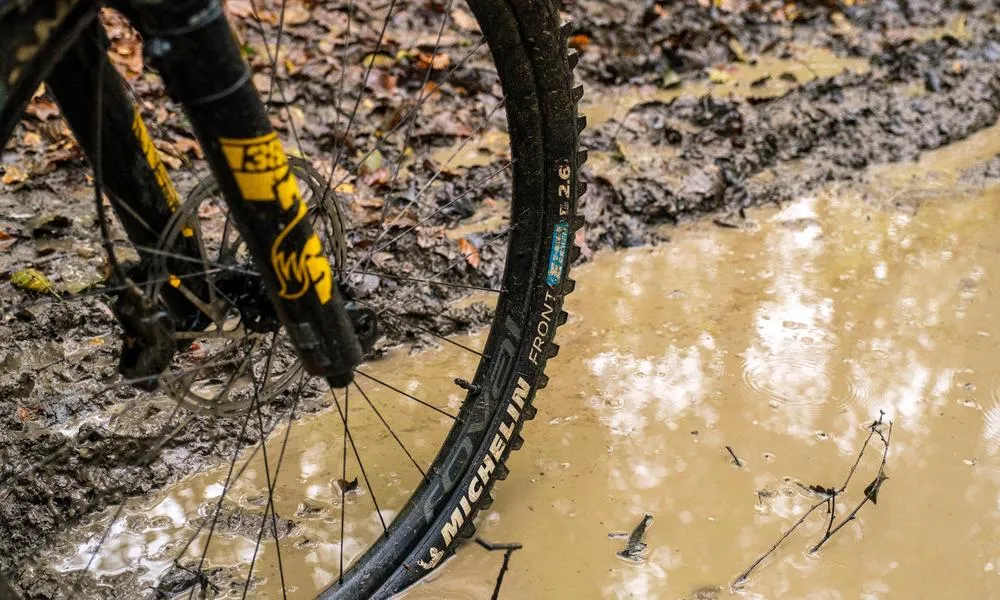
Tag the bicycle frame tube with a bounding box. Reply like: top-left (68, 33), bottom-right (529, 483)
top-left (127, 0), bottom-right (363, 384)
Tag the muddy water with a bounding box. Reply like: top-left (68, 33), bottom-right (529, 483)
top-left (52, 140), bottom-right (1000, 598)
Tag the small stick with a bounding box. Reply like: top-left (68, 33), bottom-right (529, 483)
top-left (733, 412), bottom-right (892, 586)
top-left (476, 537), bottom-right (523, 600)
top-left (725, 445), bottom-right (745, 467)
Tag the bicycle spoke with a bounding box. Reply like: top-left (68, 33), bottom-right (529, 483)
top-left (69, 401), bottom-right (191, 596)
top-left (367, 0), bottom-right (455, 263)
top-left (353, 381), bottom-right (427, 479)
top-left (323, 0), bottom-right (398, 200)
top-left (247, 333), bottom-right (288, 599)
top-left (330, 36), bottom-right (489, 193)
top-left (348, 159), bottom-right (515, 275)
top-left (378, 219), bottom-right (519, 317)
top-left (357, 271), bottom-right (501, 293)
top-left (382, 310), bottom-right (485, 357)
top-left (242, 374), bottom-right (306, 598)
top-left (185, 339), bottom-right (261, 595)
top-left (332, 385), bottom-right (388, 540)
top-left (354, 370), bottom-right (456, 419)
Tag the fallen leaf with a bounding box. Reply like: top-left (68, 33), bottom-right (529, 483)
top-left (25, 96), bottom-right (60, 120)
top-left (362, 53), bottom-right (395, 69)
top-left (359, 149), bottom-right (384, 175)
top-left (283, 4), bottom-right (310, 26)
top-left (458, 238), bottom-right (481, 268)
top-left (1, 165), bottom-right (29, 185)
top-left (11, 268), bottom-right (56, 295)
top-left (16, 406), bottom-right (39, 422)
top-left (662, 69), bottom-right (682, 88)
top-left (22, 131), bottom-right (43, 147)
top-left (451, 8), bottom-right (479, 31)
top-left (416, 51), bottom-right (450, 71)
top-left (226, 0), bottom-right (253, 18)
top-left (173, 136), bottom-right (203, 158)
top-left (707, 68), bottom-right (731, 84)
top-left (728, 38), bottom-right (748, 62)
top-left (29, 213), bottom-right (72, 237)
top-left (569, 34), bottom-right (591, 51)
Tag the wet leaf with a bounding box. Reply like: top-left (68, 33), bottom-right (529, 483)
top-left (226, 0), bottom-right (254, 18)
top-left (1, 165), bottom-right (29, 186)
top-left (728, 39), bottom-right (748, 62)
top-left (22, 131), bottom-right (43, 148)
top-left (362, 53), bottom-right (395, 69)
top-left (416, 51), bottom-right (450, 71)
top-left (451, 8), bottom-right (479, 31)
top-left (458, 238), bottom-right (481, 269)
top-left (807, 484), bottom-right (836, 496)
top-left (25, 96), bottom-right (60, 120)
top-left (172, 136), bottom-right (203, 158)
top-left (661, 69), bottom-right (682, 89)
top-left (863, 473), bottom-right (889, 504)
top-left (360, 149), bottom-right (384, 175)
top-left (335, 477), bottom-right (359, 494)
top-left (707, 68), bottom-right (731, 84)
top-left (283, 4), bottom-right (311, 26)
top-left (16, 406), bottom-right (39, 422)
top-left (11, 268), bottom-right (56, 295)
top-left (29, 213), bottom-right (72, 237)
top-left (569, 34), bottom-right (591, 51)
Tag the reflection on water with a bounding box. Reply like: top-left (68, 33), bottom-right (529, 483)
top-left (53, 129), bottom-right (1000, 598)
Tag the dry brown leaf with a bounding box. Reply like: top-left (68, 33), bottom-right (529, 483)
top-left (284, 4), bottom-right (310, 25)
top-left (16, 406), bottom-right (39, 422)
top-left (25, 97), bottom-right (60, 121)
top-left (1, 165), bottom-right (29, 185)
top-left (451, 8), bottom-right (479, 31)
top-left (226, 0), bottom-right (254, 18)
top-left (416, 51), bottom-right (450, 71)
top-left (22, 131), bottom-right (42, 148)
top-left (569, 34), bottom-right (591, 51)
top-left (458, 238), bottom-right (481, 269)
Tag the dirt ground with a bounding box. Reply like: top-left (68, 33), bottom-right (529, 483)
top-left (1, 0), bottom-right (999, 597)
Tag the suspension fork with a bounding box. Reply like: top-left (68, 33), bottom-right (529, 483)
top-left (46, 18), bottom-right (212, 331)
top-left (126, 0), bottom-right (363, 385)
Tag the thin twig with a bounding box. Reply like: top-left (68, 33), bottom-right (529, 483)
top-left (725, 445), bottom-right (744, 467)
top-left (475, 537), bottom-right (523, 600)
top-left (733, 412), bottom-right (892, 587)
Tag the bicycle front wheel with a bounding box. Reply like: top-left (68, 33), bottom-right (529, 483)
top-left (0, 1), bottom-right (585, 598)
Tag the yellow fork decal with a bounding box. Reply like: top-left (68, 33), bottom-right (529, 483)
top-left (130, 108), bottom-right (193, 237)
top-left (219, 133), bottom-right (332, 304)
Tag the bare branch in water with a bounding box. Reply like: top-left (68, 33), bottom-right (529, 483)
top-left (733, 411), bottom-right (892, 587)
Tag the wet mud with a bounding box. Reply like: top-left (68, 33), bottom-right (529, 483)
top-left (2, 0), bottom-right (1000, 597)
top-left (49, 124), bottom-right (1000, 599)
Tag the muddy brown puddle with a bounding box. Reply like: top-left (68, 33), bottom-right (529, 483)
top-left (48, 129), bottom-right (1000, 598)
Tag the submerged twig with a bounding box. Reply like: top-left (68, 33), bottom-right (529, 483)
top-left (733, 411), bottom-right (892, 586)
top-left (476, 537), bottom-right (523, 600)
top-left (725, 445), bottom-right (745, 467)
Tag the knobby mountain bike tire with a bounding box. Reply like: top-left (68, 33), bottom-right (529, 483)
top-left (0, 1), bottom-right (586, 598)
